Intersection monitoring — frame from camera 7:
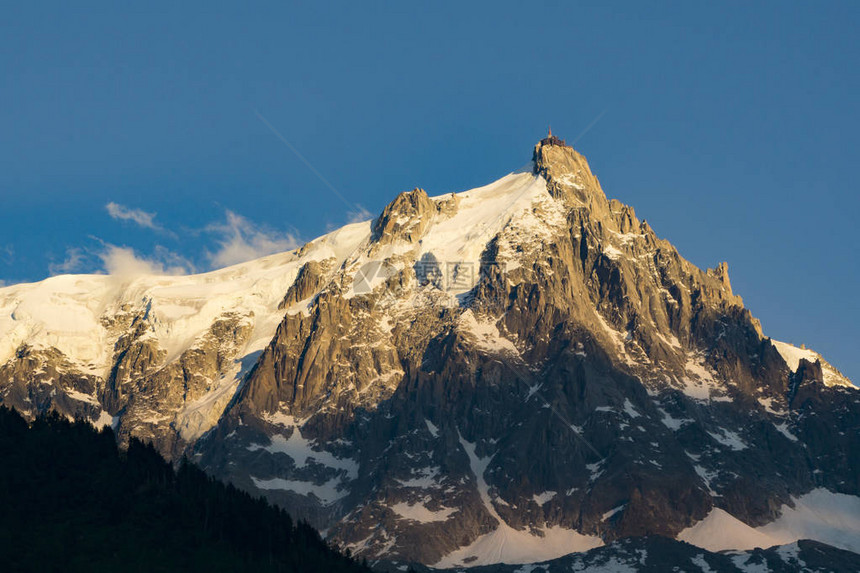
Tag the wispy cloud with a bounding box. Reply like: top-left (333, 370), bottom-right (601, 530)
top-left (347, 205), bottom-right (373, 224)
top-left (151, 245), bottom-right (195, 274)
top-left (99, 244), bottom-right (191, 277)
top-left (206, 210), bottom-right (300, 268)
top-left (48, 242), bottom-right (193, 278)
top-left (105, 202), bottom-right (168, 233)
top-left (45, 209), bottom-right (297, 279)
top-left (0, 245), bottom-right (13, 265)
top-left (49, 247), bottom-right (88, 275)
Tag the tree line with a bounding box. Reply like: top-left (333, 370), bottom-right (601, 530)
top-left (0, 406), bottom-right (373, 573)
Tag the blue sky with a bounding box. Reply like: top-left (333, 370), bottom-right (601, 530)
top-left (1, 2), bottom-right (858, 381)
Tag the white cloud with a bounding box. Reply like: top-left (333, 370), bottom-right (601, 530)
top-left (100, 245), bottom-right (162, 276)
top-left (48, 243), bottom-right (192, 279)
top-left (206, 210), bottom-right (299, 268)
top-left (0, 245), bottom-right (13, 265)
top-left (152, 245), bottom-right (195, 274)
top-left (347, 205), bottom-right (373, 224)
top-left (99, 244), bottom-right (191, 278)
top-left (105, 202), bottom-right (165, 232)
top-left (45, 210), bottom-right (294, 280)
top-left (49, 247), bottom-right (87, 275)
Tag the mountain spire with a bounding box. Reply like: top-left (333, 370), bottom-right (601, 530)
top-left (540, 127), bottom-right (567, 148)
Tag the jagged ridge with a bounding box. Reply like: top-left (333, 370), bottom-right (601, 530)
top-left (0, 137), bottom-right (857, 567)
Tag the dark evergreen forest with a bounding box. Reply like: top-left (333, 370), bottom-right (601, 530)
top-left (0, 407), bottom-right (373, 573)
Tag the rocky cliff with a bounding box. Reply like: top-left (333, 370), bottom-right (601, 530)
top-left (1, 138), bottom-right (857, 568)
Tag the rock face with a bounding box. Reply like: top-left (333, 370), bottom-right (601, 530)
top-left (0, 227), bottom-right (369, 457)
top-left (1, 138), bottom-right (858, 568)
top-left (372, 187), bottom-right (437, 245)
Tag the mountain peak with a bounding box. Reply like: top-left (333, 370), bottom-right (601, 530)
top-left (707, 261), bottom-right (734, 296)
top-left (2, 137), bottom-right (858, 569)
top-left (532, 132), bottom-right (605, 206)
top-left (538, 126), bottom-right (569, 148)
top-left (372, 187), bottom-right (435, 245)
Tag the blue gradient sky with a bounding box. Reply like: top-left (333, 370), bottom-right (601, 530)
top-left (1, 2), bottom-right (858, 381)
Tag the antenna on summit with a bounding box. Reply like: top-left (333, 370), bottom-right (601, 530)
top-left (540, 126), bottom-right (567, 147)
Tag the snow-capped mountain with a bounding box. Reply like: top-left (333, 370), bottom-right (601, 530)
top-left (1, 136), bottom-right (858, 569)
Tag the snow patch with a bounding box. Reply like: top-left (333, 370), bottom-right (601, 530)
top-left (569, 555), bottom-right (637, 573)
top-left (247, 416), bottom-right (358, 479)
top-left (772, 340), bottom-right (820, 373)
top-left (391, 500), bottom-right (457, 523)
top-left (656, 407), bottom-right (692, 431)
top-left (64, 388), bottom-right (100, 405)
top-left (92, 410), bottom-right (116, 429)
top-left (678, 489), bottom-right (860, 554)
top-left (251, 475), bottom-right (347, 505)
top-left (532, 491), bottom-right (557, 506)
top-left (729, 554), bottom-right (770, 573)
top-left (601, 504), bottom-right (626, 522)
top-left (757, 488), bottom-right (860, 554)
top-left (425, 418), bottom-right (440, 438)
top-left (706, 428), bottom-right (747, 451)
top-left (458, 310), bottom-right (519, 356)
top-left (678, 508), bottom-right (779, 551)
top-left (396, 466), bottom-right (443, 489)
top-left (418, 172), bottom-right (552, 294)
top-left (586, 460), bottom-right (606, 482)
top-left (773, 422), bottom-right (798, 442)
top-left (691, 460), bottom-right (719, 497)
top-left (602, 245), bottom-right (624, 261)
top-left (757, 396), bottom-right (784, 416)
top-left (774, 542), bottom-right (807, 569)
top-left (690, 554), bottom-right (717, 573)
top-left (434, 524), bottom-right (603, 568)
top-left (772, 340), bottom-right (854, 388)
top-left (438, 431), bottom-right (602, 567)
top-left (175, 374), bottom-right (242, 442)
top-left (594, 313), bottom-right (636, 367)
top-left (622, 399), bottom-right (640, 418)
top-left (680, 355), bottom-right (720, 401)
